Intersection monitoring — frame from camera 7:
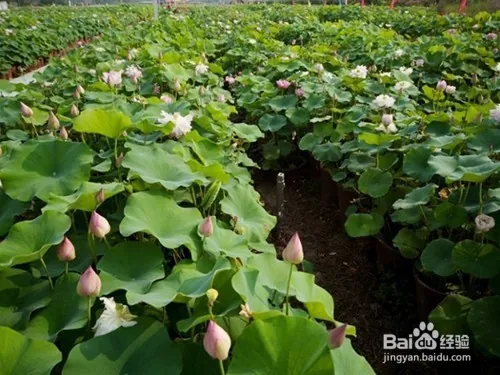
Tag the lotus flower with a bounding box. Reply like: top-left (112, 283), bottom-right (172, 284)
top-left (485, 32), bottom-right (497, 40)
top-left (436, 80), bottom-right (447, 91)
top-left (414, 59), bottom-right (424, 67)
top-left (57, 236), bottom-right (76, 262)
top-left (77, 267), bottom-right (101, 297)
top-left (195, 63), bottom-right (209, 75)
top-left (373, 94), bottom-right (395, 109)
top-left (349, 65), bottom-right (368, 79)
top-left (93, 297), bottom-right (137, 337)
top-left (328, 324), bottom-right (346, 349)
top-left (399, 67), bottom-right (413, 76)
top-left (20, 102), bottom-right (33, 117)
top-left (125, 65), bottom-right (142, 83)
top-left (382, 114), bottom-right (393, 126)
top-left (490, 104), bottom-right (500, 122)
top-left (313, 63), bottom-right (324, 73)
top-left (102, 70), bottom-right (122, 87)
top-left (276, 79), bottom-right (291, 89)
top-left (203, 321), bottom-right (231, 361)
top-left (283, 232), bottom-right (303, 264)
top-left (89, 211), bottom-right (111, 238)
top-left (225, 76), bottom-right (236, 85)
top-left (199, 216), bottom-right (214, 237)
top-left (158, 111), bottom-right (193, 139)
top-left (394, 49), bottom-right (404, 58)
top-left (295, 88), bottom-right (304, 97)
top-left (445, 85), bottom-right (456, 94)
top-left (217, 94), bottom-right (226, 103)
top-left (48, 111), bottom-right (60, 130)
top-left (475, 214), bottom-right (495, 233)
top-left (160, 94), bottom-right (173, 104)
top-left (394, 81), bottom-right (411, 92)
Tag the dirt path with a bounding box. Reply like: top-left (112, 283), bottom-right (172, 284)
top-left (253, 168), bottom-right (437, 375)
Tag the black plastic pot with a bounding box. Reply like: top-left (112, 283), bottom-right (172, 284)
top-left (413, 267), bottom-right (448, 321)
top-left (376, 238), bottom-right (414, 276)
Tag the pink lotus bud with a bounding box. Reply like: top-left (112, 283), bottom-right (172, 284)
top-left (276, 79), bottom-right (291, 90)
top-left (70, 104), bottom-right (79, 117)
top-left (328, 324), bottom-right (346, 349)
top-left (153, 83), bottom-right (161, 95)
top-left (59, 127), bottom-right (69, 140)
top-left (77, 85), bottom-right (85, 95)
top-left (486, 32), bottom-right (497, 40)
top-left (89, 211), bottom-right (111, 238)
top-left (57, 236), bottom-right (76, 262)
top-left (73, 89), bottom-right (81, 100)
top-left (282, 232), bottom-right (303, 264)
top-left (48, 111), bottom-right (60, 130)
top-left (436, 80), bottom-right (447, 91)
top-left (173, 78), bottom-right (181, 92)
top-left (199, 216), bottom-right (213, 237)
top-left (382, 114), bottom-right (393, 126)
top-left (95, 188), bottom-right (105, 204)
top-left (20, 102), bottom-right (33, 117)
top-left (115, 152), bottom-right (124, 168)
top-left (203, 320), bottom-right (231, 361)
top-left (295, 88), bottom-right (304, 97)
top-left (76, 266), bottom-right (101, 297)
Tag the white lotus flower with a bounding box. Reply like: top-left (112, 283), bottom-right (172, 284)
top-left (93, 297), bottom-right (137, 337)
top-left (490, 104), bottom-right (500, 122)
top-left (373, 94), bottom-right (396, 108)
top-left (445, 85), bottom-right (456, 94)
top-left (349, 65), bottom-right (368, 79)
top-left (88, 69), bottom-right (96, 76)
top-left (160, 94), bottom-right (174, 104)
top-left (399, 67), bottom-right (413, 75)
top-left (494, 63), bottom-right (500, 73)
top-left (394, 49), bottom-right (404, 58)
top-left (394, 81), bottom-right (411, 92)
top-left (386, 123), bottom-right (398, 133)
top-left (314, 63), bottom-right (324, 73)
top-left (475, 214), bottom-right (495, 233)
top-left (158, 111), bottom-right (194, 138)
top-left (127, 48), bottom-right (138, 60)
top-left (414, 59), bottom-right (425, 67)
top-left (5, 28), bottom-right (14, 36)
top-left (195, 63), bottom-right (209, 75)
top-left (102, 70), bottom-right (122, 87)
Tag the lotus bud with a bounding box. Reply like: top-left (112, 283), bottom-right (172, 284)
top-left (231, 142), bottom-right (238, 148)
top-left (436, 80), bottom-right (447, 91)
top-left (20, 102), bottom-right (33, 117)
top-left (57, 236), bottom-right (76, 262)
top-left (206, 288), bottom-right (218, 306)
top-left (328, 324), bottom-right (347, 349)
top-left (48, 111), bottom-right (60, 130)
top-left (59, 126), bottom-right (69, 140)
top-left (115, 152), bottom-right (124, 168)
top-left (153, 83), bottom-right (161, 95)
top-left (199, 216), bottom-right (213, 238)
top-left (77, 85), bottom-right (85, 95)
top-left (70, 104), bottom-right (79, 117)
top-left (295, 88), bottom-right (304, 97)
top-left (203, 321), bottom-right (231, 361)
top-left (475, 214), bottom-right (495, 233)
top-left (89, 211), bottom-right (111, 238)
top-left (471, 73), bottom-right (478, 85)
top-left (282, 232), bottom-right (303, 264)
top-left (382, 114), bottom-right (393, 126)
top-left (199, 86), bottom-right (206, 95)
top-left (77, 267), bottom-right (101, 297)
top-left (73, 89), bottom-right (81, 100)
top-left (95, 188), bottom-right (105, 204)
top-left (173, 78), bottom-right (181, 92)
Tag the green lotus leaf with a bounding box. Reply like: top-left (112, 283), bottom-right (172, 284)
top-left (391, 206), bottom-right (421, 224)
top-left (468, 129), bottom-right (500, 153)
top-left (232, 123), bottom-right (264, 142)
top-left (120, 190), bottom-right (203, 259)
top-left (23, 273), bottom-right (88, 341)
top-left (127, 257), bottom-right (231, 308)
top-left (0, 268), bottom-right (51, 330)
top-left (347, 153), bottom-right (376, 173)
top-left (0, 140), bottom-right (94, 202)
top-left (42, 182), bottom-right (124, 213)
top-left (228, 316), bottom-right (333, 375)
top-left (345, 213), bottom-right (383, 238)
top-left (64, 318), bottom-right (182, 375)
top-left (456, 154), bottom-right (500, 183)
top-left (73, 108), bottom-right (132, 138)
top-left (393, 228), bottom-right (428, 259)
top-left (403, 146), bottom-right (436, 182)
top-left (268, 94), bottom-right (297, 112)
top-left (393, 184), bottom-right (437, 210)
top-left (0, 190), bottom-right (29, 236)
top-left (312, 142), bottom-right (341, 163)
top-left (331, 338), bottom-right (375, 375)
top-left (232, 267), bottom-right (273, 313)
top-left (204, 219), bottom-right (252, 261)
top-left (358, 167), bottom-right (393, 198)
top-left (468, 296), bottom-right (500, 357)
top-left (359, 132), bottom-right (399, 146)
top-left (434, 202), bottom-right (468, 229)
top-left (453, 240), bottom-right (500, 279)
top-left (429, 295), bottom-right (472, 335)
top-left (123, 143), bottom-right (206, 190)
top-left (258, 114), bottom-right (287, 132)
top-left (220, 184), bottom-right (276, 243)
top-left (421, 239), bottom-right (456, 277)
top-left (0, 326), bottom-right (61, 375)
top-left (285, 107), bottom-right (310, 126)
top-left (299, 133), bottom-right (322, 151)
top-left (97, 242), bottom-right (165, 295)
top-left (0, 211), bottom-right (71, 268)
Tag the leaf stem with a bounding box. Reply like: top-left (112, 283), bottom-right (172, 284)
top-left (40, 256), bottom-right (54, 289)
top-left (284, 263), bottom-right (294, 316)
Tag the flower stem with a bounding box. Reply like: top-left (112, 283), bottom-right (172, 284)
top-left (65, 262), bottom-right (69, 275)
top-left (40, 256), bottom-right (54, 289)
top-left (479, 182), bottom-right (483, 214)
top-left (88, 232), bottom-right (97, 264)
top-left (284, 263), bottom-right (294, 316)
top-left (218, 360), bottom-right (226, 375)
top-left (87, 298), bottom-right (92, 330)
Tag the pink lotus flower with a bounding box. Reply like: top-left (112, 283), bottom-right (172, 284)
top-left (486, 33), bottom-right (497, 40)
top-left (77, 267), bottom-right (101, 297)
top-left (199, 217), bottom-right (213, 237)
top-left (436, 80), bottom-right (447, 91)
top-left (283, 232), bottom-right (303, 264)
top-left (57, 236), bottom-right (76, 262)
top-left (203, 321), bottom-right (231, 360)
top-left (225, 76), bottom-right (236, 85)
top-left (295, 88), bottom-right (304, 97)
top-left (89, 211), bottom-right (111, 238)
top-left (160, 95), bottom-right (173, 104)
top-left (328, 324), bottom-right (346, 349)
top-left (276, 79), bottom-right (291, 90)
